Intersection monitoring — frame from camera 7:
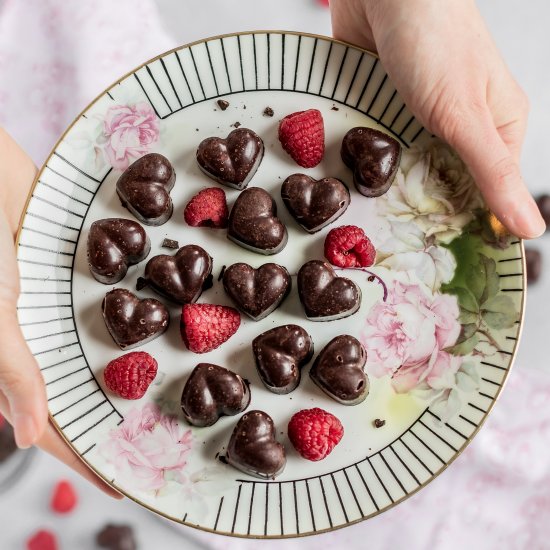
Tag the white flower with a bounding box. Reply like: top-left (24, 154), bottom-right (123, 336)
top-left (378, 221), bottom-right (457, 291)
top-left (378, 141), bottom-right (484, 244)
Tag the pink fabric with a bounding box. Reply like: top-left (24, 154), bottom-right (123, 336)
top-left (1, 2), bottom-right (549, 548)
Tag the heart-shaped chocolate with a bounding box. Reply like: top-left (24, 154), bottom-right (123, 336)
top-left (181, 364), bottom-right (250, 427)
top-left (116, 153), bottom-right (176, 225)
top-left (297, 260), bottom-right (361, 321)
top-left (310, 335), bottom-right (369, 405)
top-left (341, 127), bottom-right (401, 197)
top-left (252, 325), bottom-right (313, 394)
top-left (223, 263), bottom-right (291, 321)
top-left (143, 245), bottom-right (213, 304)
top-left (228, 187), bottom-right (287, 254)
top-left (102, 288), bottom-right (169, 350)
top-left (87, 218), bottom-right (150, 284)
top-left (196, 128), bottom-right (264, 190)
top-left (281, 174), bottom-right (350, 233)
top-left (226, 410), bottom-right (286, 479)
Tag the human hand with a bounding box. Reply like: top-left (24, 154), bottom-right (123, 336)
top-left (0, 128), bottom-right (121, 498)
top-left (330, 0), bottom-right (545, 238)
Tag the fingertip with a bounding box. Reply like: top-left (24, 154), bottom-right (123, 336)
top-left (13, 412), bottom-right (39, 449)
top-left (509, 198), bottom-right (547, 239)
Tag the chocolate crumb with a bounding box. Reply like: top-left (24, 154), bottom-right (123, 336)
top-left (218, 265), bottom-right (227, 281)
top-left (331, 105), bottom-right (339, 111)
top-left (263, 107), bottom-right (274, 117)
top-left (195, 128), bottom-right (199, 132)
top-left (215, 452), bottom-right (220, 460)
top-left (217, 99), bottom-right (230, 111)
top-left (243, 105), bottom-right (247, 110)
top-left (526, 248), bottom-right (542, 284)
top-left (218, 455), bottom-right (228, 465)
top-left (232, 121), bottom-right (241, 128)
top-left (368, 275), bottom-right (375, 282)
top-left (161, 238), bottom-right (179, 249)
top-left (136, 277), bottom-right (149, 291)
top-left (373, 419), bottom-right (386, 428)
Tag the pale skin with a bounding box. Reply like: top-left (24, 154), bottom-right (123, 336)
top-left (0, 0), bottom-right (544, 496)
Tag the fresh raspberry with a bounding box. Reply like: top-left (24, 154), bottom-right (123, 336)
top-left (288, 408), bottom-right (344, 461)
top-left (104, 351), bottom-right (157, 399)
top-left (324, 225), bottom-right (376, 268)
top-left (181, 304), bottom-right (240, 353)
top-left (184, 187), bottom-right (228, 228)
top-left (27, 530), bottom-right (58, 550)
top-left (50, 480), bottom-right (78, 514)
top-left (278, 109), bottom-right (324, 168)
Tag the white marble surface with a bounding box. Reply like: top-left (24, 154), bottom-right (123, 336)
top-left (0, 1), bottom-right (549, 548)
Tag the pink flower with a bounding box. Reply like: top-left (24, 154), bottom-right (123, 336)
top-left (103, 102), bottom-right (159, 170)
top-left (101, 403), bottom-right (192, 492)
top-left (362, 281), bottom-right (461, 393)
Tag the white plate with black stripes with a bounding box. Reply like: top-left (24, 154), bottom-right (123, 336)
top-left (16, 32), bottom-right (525, 538)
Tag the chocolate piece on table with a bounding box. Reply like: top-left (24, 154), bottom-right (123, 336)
top-left (116, 153), bottom-right (176, 226)
top-left (525, 248), bottom-right (542, 284)
top-left (181, 364), bottom-right (250, 427)
top-left (341, 127), bottom-right (401, 198)
top-left (143, 245), bottom-right (213, 305)
top-left (196, 128), bottom-right (264, 190)
top-left (263, 107), bottom-right (274, 117)
top-left (252, 324), bottom-right (313, 394)
top-left (226, 410), bottom-right (286, 479)
top-left (96, 524), bottom-right (136, 550)
top-left (217, 99), bottom-right (229, 111)
top-left (297, 260), bottom-right (361, 321)
top-left (0, 422), bottom-right (17, 463)
top-left (310, 335), bottom-right (369, 405)
top-left (102, 289), bottom-right (169, 350)
top-left (536, 194), bottom-right (550, 229)
top-left (228, 187), bottom-right (287, 254)
top-left (87, 218), bottom-right (150, 285)
top-left (374, 419), bottom-right (386, 428)
top-left (281, 173), bottom-right (350, 233)
top-left (223, 263), bottom-right (291, 321)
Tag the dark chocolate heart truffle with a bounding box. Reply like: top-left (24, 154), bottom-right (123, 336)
top-left (196, 128), bottom-right (264, 190)
top-left (143, 245), bottom-right (213, 304)
top-left (226, 410), bottom-right (286, 479)
top-left (341, 127), bottom-right (401, 197)
top-left (102, 288), bottom-right (169, 350)
top-left (223, 263), bottom-right (291, 321)
top-left (297, 260), bottom-right (361, 321)
top-left (116, 153), bottom-right (176, 225)
top-left (252, 324), bottom-right (313, 394)
top-left (281, 174), bottom-right (350, 233)
top-left (87, 218), bottom-right (150, 284)
top-left (181, 364), bottom-right (250, 427)
top-left (310, 335), bottom-right (369, 405)
top-left (96, 524), bottom-right (136, 550)
top-left (228, 187), bottom-right (287, 254)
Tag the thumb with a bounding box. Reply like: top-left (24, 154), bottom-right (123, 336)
top-left (0, 308), bottom-right (49, 448)
top-left (449, 111), bottom-right (545, 239)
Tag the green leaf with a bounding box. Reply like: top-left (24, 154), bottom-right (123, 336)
top-left (481, 294), bottom-right (518, 329)
top-left (445, 323), bottom-right (479, 356)
top-left (459, 308), bottom-right (479, 324)
top-left (451, 287), bottom-right (479, 313)
top-left (478, 254), bottom-right (499, 304)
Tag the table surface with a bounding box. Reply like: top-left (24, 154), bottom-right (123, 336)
top-left (0, 1), bottom-right (549, 549)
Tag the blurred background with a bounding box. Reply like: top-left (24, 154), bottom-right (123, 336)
top-left (1, 0), bottom-right (549, 548)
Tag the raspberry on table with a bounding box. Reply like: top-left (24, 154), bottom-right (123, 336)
top-left (288, 407), bottom-right (344, 461)
top-left (103, 351), bottom-right (158, 400)
top-left (278, 109), bottom-right (324, 168)
top-left (184, 187), bottom-right (228, 228)
top-left (50, 479), bottom-right (78, 514)
top-left (324, 225), bottom-right (376, 268)
top-left (27, 530), bottom-right (58, 550)
top-left (180, 303), bottom-right (240, 354)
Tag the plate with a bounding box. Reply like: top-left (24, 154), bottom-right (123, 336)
top-left (15, 32), bottom-right (524, 538)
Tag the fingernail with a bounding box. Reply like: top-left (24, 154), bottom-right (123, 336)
top-left (13, 413), bottom-right (38, 449)
top-left (513, 199), bottom-right (546, 239)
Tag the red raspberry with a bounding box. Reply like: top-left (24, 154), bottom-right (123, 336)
top-left (278, 109), bottom-right (324, 168)
top-left (288, 408), bottom-right (344, 461)
top-left (181, 304), bottom-right (240, 354)
top-left (324, 225), bottom-right (376, 268)
top-left (27, 530), bottom-right (58, 550)
top-left (184, 187), bottom-right (228, 228)
top-left (50, 480), bottom-right (77, 514)
top-left (104, 351), bottom-right (157, 399)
